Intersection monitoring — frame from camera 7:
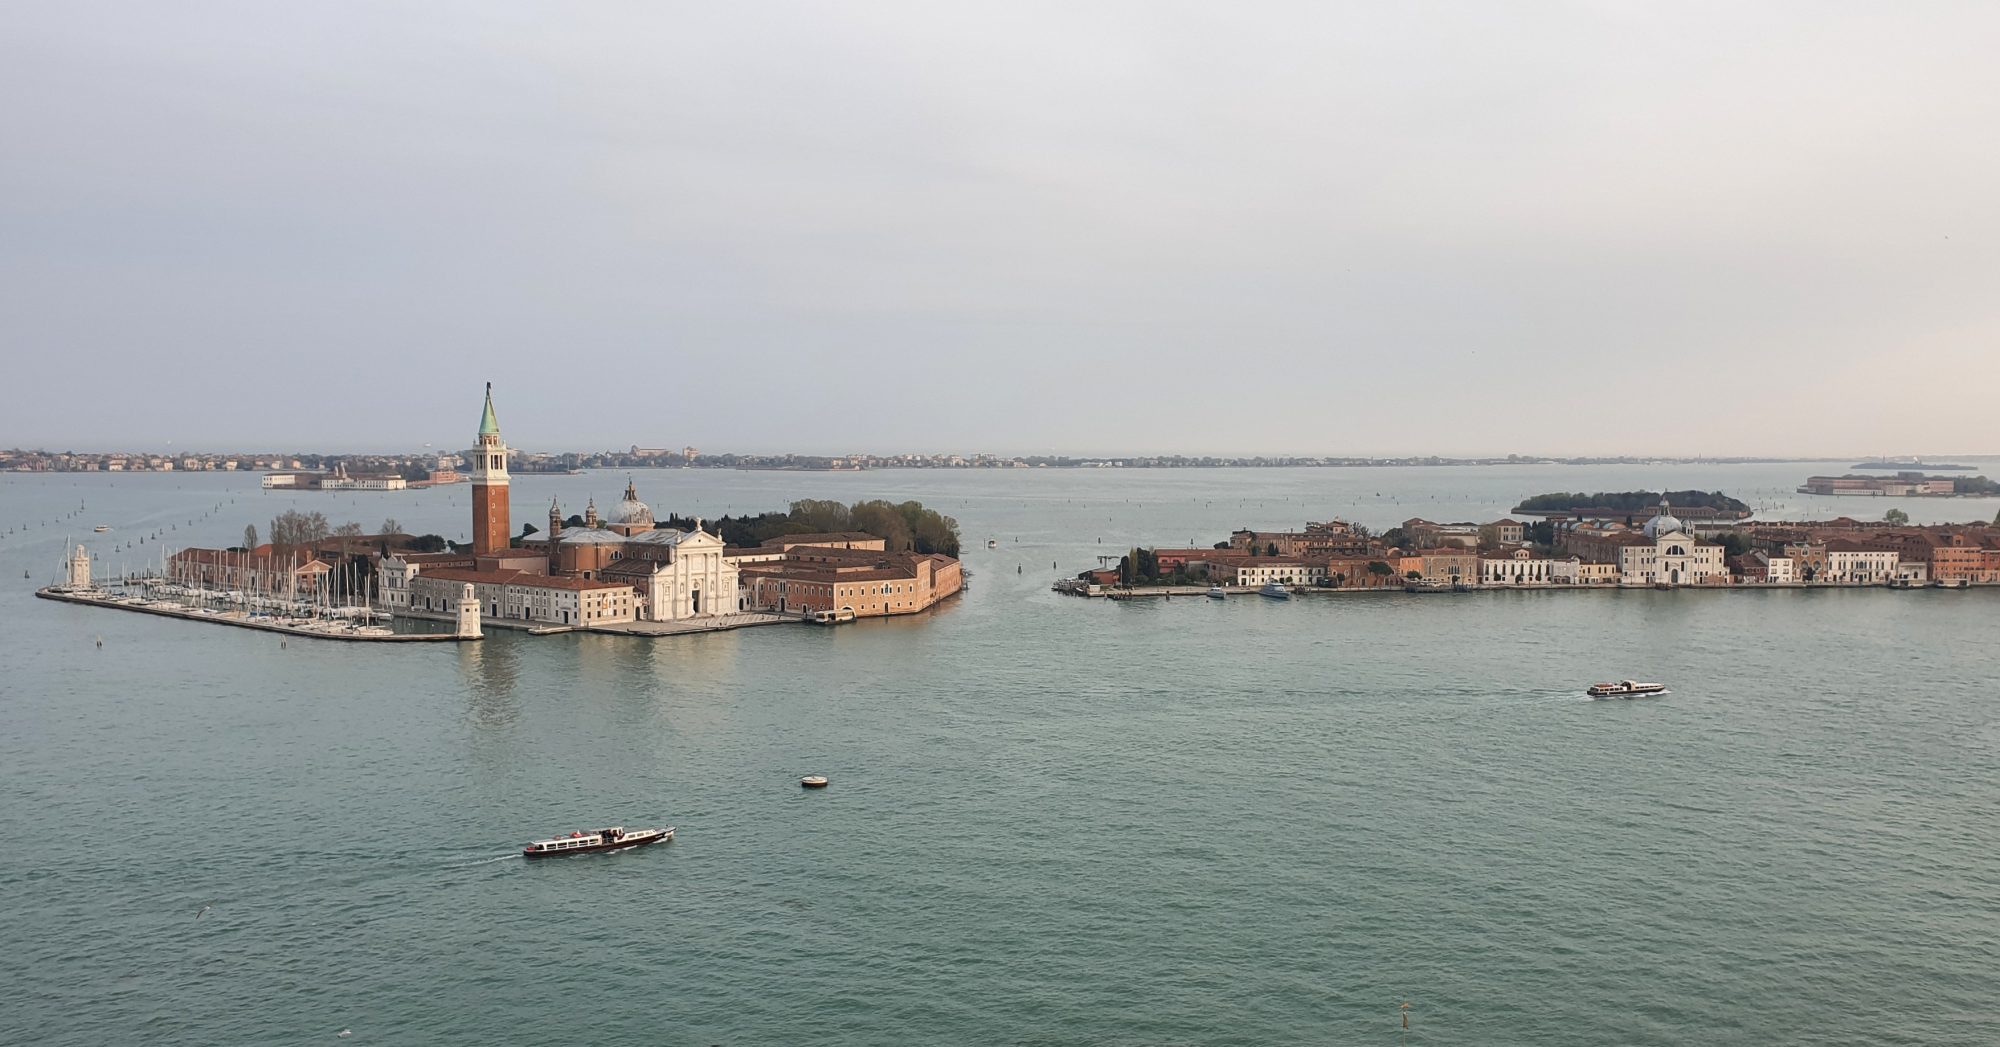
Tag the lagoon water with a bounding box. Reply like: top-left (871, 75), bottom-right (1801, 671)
top-left (3, 464), bottom-right (1998, 1045)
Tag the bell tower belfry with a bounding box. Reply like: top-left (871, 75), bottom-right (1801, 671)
top-left (469, 383), bottom-right (511, 555)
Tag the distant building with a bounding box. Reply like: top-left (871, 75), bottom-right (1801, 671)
top-left (1483, 519), bottom-right (1526, 546)
top-left (1480, 548), bottom-right (1576, 585)
top-left (408, 568), bottom-right (636, 626)
top-left (739, 547), bottom-right (962, 617)
top-left (1799, 473), bottom-right (1957, 496)
top-left (1822, 540), bottom-right (1898, 584)
top-left (1205, 558), bottom-right (1324, 588)
top-left (1616, 501), bottom-right (1727, 586)
top-left (761, 533), bottom-right (887, 553)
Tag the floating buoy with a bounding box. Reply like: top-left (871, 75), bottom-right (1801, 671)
top-left (800, 775), bottom-right (829, 789)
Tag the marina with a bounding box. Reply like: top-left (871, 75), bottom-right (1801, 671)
top-left (35, 587), bottom-right (469, 643)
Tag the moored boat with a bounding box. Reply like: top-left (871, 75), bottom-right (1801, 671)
top-left (1257, 583), bottom-right (1290, 600)
top-left (1587, 680), bottom-right (1668, 699)
top-left (1207, 586), bottom-right (1226, 600)
top-left (523, 825), bottom-right (673, 857)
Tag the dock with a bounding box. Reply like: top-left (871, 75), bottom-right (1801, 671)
top-left (589, 612), bottom-right (796, 637)
top-left (36, 588), bottom-right (473, 643)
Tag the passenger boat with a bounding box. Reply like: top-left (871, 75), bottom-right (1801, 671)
top-left (1258, 583), bottom-right (1290, 600)
top-left (1587, 680), bottom-right (1668, 699)
top-left (1207, 586), bottom-right (1226, 600)
top-left (522, 825), bottom-right (673, 858)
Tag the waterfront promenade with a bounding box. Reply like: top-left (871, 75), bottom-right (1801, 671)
top-left (35, 588), bottom-right (470, 642)
top-left (1059, 580), bottom-right (1984, 599)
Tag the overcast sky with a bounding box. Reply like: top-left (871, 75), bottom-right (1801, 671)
top-left (3, 2), bottom-right (1995, 456)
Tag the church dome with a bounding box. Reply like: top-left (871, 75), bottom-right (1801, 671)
top-left (611, 479), bottom-right (653, 527)
top-left (1644, 499), bottom-right (1683, 538)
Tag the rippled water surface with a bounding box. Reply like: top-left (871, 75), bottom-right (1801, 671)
top-left (3, 466), bottom-right (1997, 1044)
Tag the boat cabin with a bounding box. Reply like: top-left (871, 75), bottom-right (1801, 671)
top-left (525, 827), bottom-right (627, 854)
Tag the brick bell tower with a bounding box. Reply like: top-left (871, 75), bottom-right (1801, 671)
top-left (469, 382), bottom-right (511, 555)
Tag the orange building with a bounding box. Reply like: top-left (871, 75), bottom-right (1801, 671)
top-left (740, 548), bottom-right (962, 617)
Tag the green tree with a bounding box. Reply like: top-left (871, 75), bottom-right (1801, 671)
top-left (850, 500), bottom-right (915, 550)
top-left (1883, 508), bottom-right (1910, 526)
top-left (1367, 560), bottom-right (1393, 577)
top-left (242, 524), bottom-right (258, 550)
top-left (1265, 541), bottom-right (1279, 557)
top-left (789, 499), bottom-right (852, 533)
top-left (380, 518), bottom-right (403, 535)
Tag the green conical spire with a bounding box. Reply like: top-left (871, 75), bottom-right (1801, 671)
top-left (478, 382), bottom-right (500, 436)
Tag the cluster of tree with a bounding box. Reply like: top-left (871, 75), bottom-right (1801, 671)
top-left (1513, 490), bottom-right (1750, 514)
top-left (251, 511), bottom-right (444, 554)
top-left (1954, 476), bottom-right (1999, 496)
top-left (647, 498), bottom-right (960, 556)
top-left (1093, 549), bottom-right (1406, 588)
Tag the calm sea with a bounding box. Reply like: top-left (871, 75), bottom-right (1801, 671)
top-left (3, 464), bottom-right (1997, 1045)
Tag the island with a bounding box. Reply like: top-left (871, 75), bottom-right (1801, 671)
top-left (1058, 494), bottom-right (2000, 597)
top-left (36, 385), bottom-right (967, 640)
top-left (1510, 490), bottom-right (1751, 519)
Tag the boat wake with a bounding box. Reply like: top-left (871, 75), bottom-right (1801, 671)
top-left (449, 854), bottom-right (521, 869)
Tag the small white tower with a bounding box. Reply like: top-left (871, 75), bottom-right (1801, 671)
top-left (454, 582), bottom-right (483, 639)
top-left (66, 543), bottom-right (92, 590)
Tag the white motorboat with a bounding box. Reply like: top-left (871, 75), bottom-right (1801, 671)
top-left (1587, 680), bottom-right (1668, 699)
top-left (523, 825), bottom-right (673, 858)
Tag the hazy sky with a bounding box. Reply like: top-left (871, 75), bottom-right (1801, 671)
top-left (4, 2), bottom-right (1995, 456)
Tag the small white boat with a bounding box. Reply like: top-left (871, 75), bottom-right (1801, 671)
top-left (1587, 680), bottom-right (1668, 699)
top-left (800, 775), bottom-right (829, 789)
top-left (1258, 583), bottom-right (1290, 600)
top-left (523, 825), bottom-right (673, 858)
top-left (1207, 586), bottom-right (1226, 600)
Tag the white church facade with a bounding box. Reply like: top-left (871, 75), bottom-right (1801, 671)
top-left (1617, 501), bottom-right (1728, 586)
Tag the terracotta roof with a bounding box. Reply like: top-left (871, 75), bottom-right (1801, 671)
top-left (420, 568), bottom-right (635, 591)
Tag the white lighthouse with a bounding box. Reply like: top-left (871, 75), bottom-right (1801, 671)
top-left (65, 543), bottom-right (93, 591)
top-left (454, 582), bottom-right (483, 639)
